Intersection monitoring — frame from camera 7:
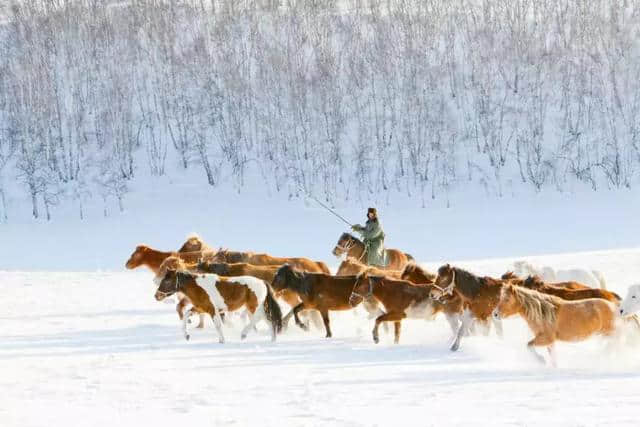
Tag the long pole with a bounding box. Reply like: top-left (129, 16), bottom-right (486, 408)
top-left (299, 187), bottom-right (353, 227)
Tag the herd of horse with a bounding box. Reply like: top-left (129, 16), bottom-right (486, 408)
top-left (125, 234), bottom-right (640, 366)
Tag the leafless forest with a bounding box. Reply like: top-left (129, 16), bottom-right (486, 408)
top-left (1, 0), bottom-right (639, 220)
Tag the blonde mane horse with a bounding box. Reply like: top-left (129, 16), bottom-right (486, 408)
top-left (492, 283), bottom-right (617, 366)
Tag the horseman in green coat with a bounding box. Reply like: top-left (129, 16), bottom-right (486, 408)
top-left (351, 207), bottom-right (386, 267)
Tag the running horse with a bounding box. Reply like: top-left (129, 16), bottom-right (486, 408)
top-left (492, 283), bottom-right (618, 366)
top-left (332, 232), bottom-right (413, 270)
top-left (349, 273), bottom-right (461, 344)
top-left (270, 264), bottom-right (363, 338)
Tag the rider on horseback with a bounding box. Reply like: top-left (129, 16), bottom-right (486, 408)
top-left (351, 208), bottom-right (386, 267)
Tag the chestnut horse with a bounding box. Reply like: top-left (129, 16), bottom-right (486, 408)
top-left (502, 272), bottom-right (620, 303)
top-left (155, 261), bottom-right (283, 343)
top-left (492, 283), bottom-right (618, 366)
top-left (349, 273), bottom-right (460, 344)
top-left (196, 261), bottom-right (324, 329)
top-left (210, 249), bottom-right (330, 274)
top-left (331, 232), bottom-right (413, 270)
top-left (504, 271), bottom-right (591, 291)
top-left (271, 264), bottom-right (362, 338)
top-left (432, 264), bottom-right (505, 351)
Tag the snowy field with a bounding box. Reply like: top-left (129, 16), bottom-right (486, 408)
top-left (3, 248), bottom-right (640, 427)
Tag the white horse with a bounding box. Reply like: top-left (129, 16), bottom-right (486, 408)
top-left (619, 284), bottom-right (640, 317)
top-left (513, 260), bottom-right (607, 289)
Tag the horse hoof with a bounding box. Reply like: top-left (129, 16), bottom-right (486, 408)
top-left (185, 334), bottom-right (190, 341)
top-left (450, 342), bottom-right (460, 352)
top-left (241, 334), bottom-right (247, 340)
top-left (373, 336), bottom-right (379, 344)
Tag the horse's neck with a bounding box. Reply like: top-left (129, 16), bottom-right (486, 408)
top-left (348, 239), bottom-right (365, 260)
top-left (453, 268), bottom-right (482, 299)
top-left (146, 250), bottom-right (172, 272)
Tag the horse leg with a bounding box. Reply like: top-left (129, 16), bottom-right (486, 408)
top-left (292, 303), bottom-right (310, 331)
top-left (493, 317), bottom-right (504, 338)
top-left (373, 312), bottom-right (406, 344)
top-left (394, 321), bottom-right (402, 344)
top-left (547, 345), bottom-right (557, 368)
top-left (320, 310), bottom-right (332, 338)
top-left (212, 310), bottom-right (225, 344)
top-left (527, 334), bottom-right (553, 365)
top-left (451, 309), bottom-right (473, 352)
top-left (182, 308), bottom-right (192, 341)
top-left (445, 313), bottom-right (460, 337)
top-left (241, 308), bottom-right (264, 340)
top-left (196, 313), bottom-right (206, 329)
top-left (176, 297), bottom-right (189, 320)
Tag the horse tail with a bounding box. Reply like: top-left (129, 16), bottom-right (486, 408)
top-left (592, 270), bottom-right (607, 290)
top-left (405, 253), bottom-right (415, 263)
top-left (264, 286), bottom-right (283, 334)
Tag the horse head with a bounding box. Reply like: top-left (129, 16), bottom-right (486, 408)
top-left (619, 284), bottom-right (640, 317)
top-left (125, 245), bottom-right (149, 269)
top-left (332, 233), bottom-right (359, 257)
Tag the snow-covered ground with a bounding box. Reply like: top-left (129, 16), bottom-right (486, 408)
top-left (3, 248), bottom-right (640, 427)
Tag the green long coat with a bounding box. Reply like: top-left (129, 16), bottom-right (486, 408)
top-left (352, 219), bottom-right (386, 266)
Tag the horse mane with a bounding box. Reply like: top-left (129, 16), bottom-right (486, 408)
top-left (402, 262), bottom-right (436, 281)
top-left (278, 264), bottom-right (312, 296)
top-left (501, 271), bottom-right (518, 281)
top-left (506, 284), bottom-right (559, 327)
top-left (448, 267), bottom-right (485, 298)
top-left (341, 232), bottom-right (363, 245)
top-left (523, 275), bottom-right (545, 289)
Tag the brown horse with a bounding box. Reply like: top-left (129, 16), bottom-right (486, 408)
top-left (432, 264), bottom-right (505, 351)
top-left (492, 283), bottom-right (618, 366)
top-left (210, 249), bottom-right (330, 274)
top-left (155, 260), bottom-right (283, 343)
top-left (270, 264), bottom-right (362, 338)
top-left (331, 232), bottom-right (413, 270)
top-left (502, 273), bottom-right (621, 303)
top-left (349, 273), bottom-right (461, 344)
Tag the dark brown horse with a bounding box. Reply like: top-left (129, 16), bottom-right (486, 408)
top-left (270, 264), bottom-right (362, 338)
top-left (210, 249), bottom-right (330, 274)
top-left (432, 264), bottom-right (505, 351)
top-left (349, 273), bottom-right (461, 344)
top-left (331, 232), bottom-right (413, 270)
top-left (155, 258), bottom-right (283, 343)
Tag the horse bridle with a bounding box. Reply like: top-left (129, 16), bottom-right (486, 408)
top-left (350, 277), bottom-right (374, 300)
top-left (155, 272), bottom-right (183, 299)
top-left (337, 236), bottom-right (368, 263)
top-left (431, 269), bottom-right (456, 301)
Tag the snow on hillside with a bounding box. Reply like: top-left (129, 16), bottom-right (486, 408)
top-left (3, 248), bottom-right (640, 427)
